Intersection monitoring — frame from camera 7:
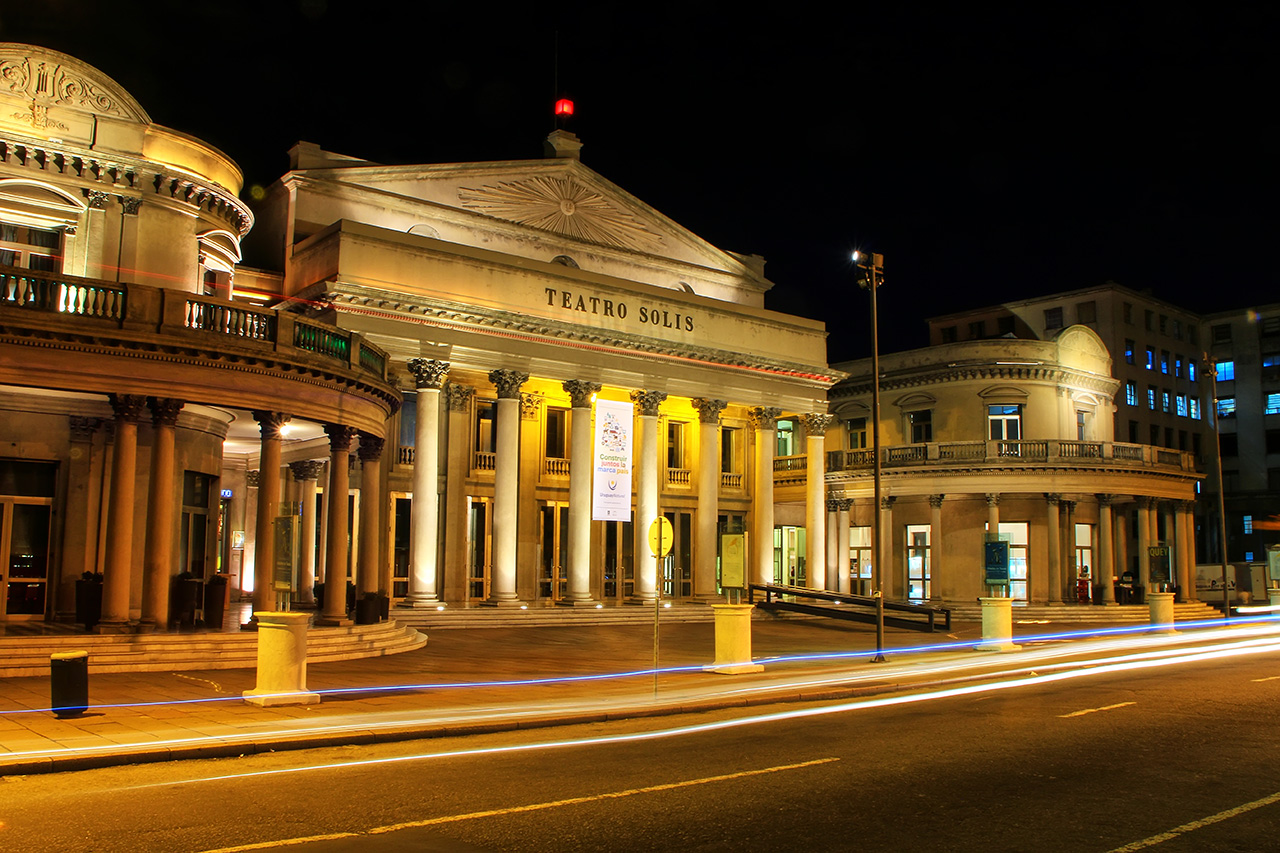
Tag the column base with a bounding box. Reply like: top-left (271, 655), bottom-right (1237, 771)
top-left (243, 689), bottom-right (321, 707)
top-left (480, 598), bottom-right (527, 608)
top-left (624, 596), bottom-right (658, 606)
top-left (400, 598), bottom-right (445, 610)
top-left (692, 594), bottom-right (725, 605)
top-left (93, 620), bottom-right (134, 635)
top-left (555, 598), bottom-right (600, 607)
top-left (135, 620), bottom-right (159, 634)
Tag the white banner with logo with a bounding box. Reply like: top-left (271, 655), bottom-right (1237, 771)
top-left (592, 398), bottom-right (633, 521)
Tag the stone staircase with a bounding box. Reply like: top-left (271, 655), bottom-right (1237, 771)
top-left (941, 601), bottom-right (1225, 624)
top-left (394, 601), bottom-right (722, 630)
top-left (0, 619), bottom-right (426, 678)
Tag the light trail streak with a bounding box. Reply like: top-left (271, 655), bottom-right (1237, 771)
top-left (116, 634), bottom-right (1280, 791)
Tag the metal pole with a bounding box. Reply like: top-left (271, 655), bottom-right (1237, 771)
top-left (860, 254), bottom-right (886, 663)
top-left (1207, 356), bottom-right (1231, 618)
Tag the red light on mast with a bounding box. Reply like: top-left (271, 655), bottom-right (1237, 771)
top-left (555, 98), bottom-right (574, 117)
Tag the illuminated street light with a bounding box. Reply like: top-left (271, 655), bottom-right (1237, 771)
top-left (854, 250), bottom-right (887, 662)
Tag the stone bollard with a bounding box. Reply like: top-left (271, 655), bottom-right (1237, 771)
top-left (975, 597), bottom-right (1021, 652)
top-left (1269, 589), bottom-right (1280, 613)
top-left (242, 612), bottom-right (321, 706)
top-left (705, 604), bottom-right (764, 674)
top-left (1147, 591), bottom-right (1177, 633)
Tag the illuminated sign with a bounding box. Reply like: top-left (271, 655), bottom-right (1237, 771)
top-left (592, 398), bottom-right (633, 521)
top-left (543, 287), bottom-right (695, 332)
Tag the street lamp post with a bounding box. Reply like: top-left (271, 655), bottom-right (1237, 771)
top-left (854, 250), bottom-right (886, 662)
top-left (1205, 354), bottom-right (1231, 618)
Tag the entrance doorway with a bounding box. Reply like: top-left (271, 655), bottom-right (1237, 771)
top-left (539, 501), bottom-right (569, 600)
top-left (661, 510), bottom-right (692, 598)
top-left (603, 518), bottom-right (633, 600)
top-left (0, 460), bottom-right (55, 620)
top-left (773, 525), bottom-right (806, 586)
top-left (466, 496), bottom-right (492, 600)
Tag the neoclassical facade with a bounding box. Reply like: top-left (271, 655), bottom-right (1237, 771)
top-left (251, 135), bottom-right (840, 608)
top-left (0, 44), bottom-right (398, 627)
top-left (823, 326), bottom-right (1202, 605)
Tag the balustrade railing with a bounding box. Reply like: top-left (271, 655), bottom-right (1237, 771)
top-left (295, 319), bottom-right (350, 361)
top-left (721, 471), bottom-right (744, 489)
top-left (545, 457), bottom-right (570, 477)
top-left (667, 467), bottom-right (692, 487)
top-left (473, 451), bottom-right (496, 472)
top-left (185, 297), bottom-right (274, 339)
top-left (1060, 440), bottom-right (1103, 458)
top-left (773, 455), bottom-right (807, 472)
top-left (1112, 443), bottom-right (1145, 461)
top-left (398, 446), bottom-right (415, 465)
top-left (1, 267), bottom-right (125, 320)
top-left (886, 445), bottom-right (927, 464)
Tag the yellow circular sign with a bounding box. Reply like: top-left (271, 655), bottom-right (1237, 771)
top-left (648, 517), bottom-right (673, 558)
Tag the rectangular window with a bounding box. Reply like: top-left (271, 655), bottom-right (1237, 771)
top-left (1268, 430), bottom-right (1280, 454)
top-left (1266, 393), bottom-right (1280, 416)
top-left (720, 426), bottom-right (739, 474)
top-left (1262, 316), bottom-right (1280, 336)
top-left (1128, 420), bottom-right (1139, 442)
top-left (0, 223), bottom-right (62, 272)
top-left (1076, 301), bottom-right (1096, 324)
top-left (909, 410), bottom-right (933, 443)
top-left (1212, 323), bottom-right (1232, 343)
top-left (1124, 339), bottom-right (1135, 365)
top-left (1190, 397), bottom-right (1201, 420)
top-left (1076, 410), bottom-right (1088, 440)
top-left (474, 400), bottom-right (497, 454)
top-left (1125, 381), bottom-right (1138, 406)
top-left (968, 320), bottom-right (985, 339)
top-left (545, 408), bottom-right (568, 459)
top-left (1189, 324), bottom-right (1199, 345)
top-left (1123, 302), bottom-right (1133, 324)
top-left (1145, 309), bottom-right (1154, 331)
top-left (1174, 355), bottom-right (1183, 378)
top-left (1147, 386), bottom-right (1156, 410)
top-left (940, 326), bottom-right (957, 343)
top-left (996, 315), bottom-right (1015, 335)
top-left (775, 419), bottom-right (795, 457)
top-left (1244, 515), bottom-right (1254, 535)
top-left (1159, 314), bottom-right (1168, 334)
top-left (1044, 307), bottom-right (1064, 330)
top-left (1270, 469), bottom-right (1280, 491)
top-left (1221, 434), bottom-right (1238, 457)
top-left (988, 405), bottom-right (1021, 441)
top-left (1217, 397), bottom-right (1236, 418)
top-left (1216, 360), bottom-right (1235, 381)
top-left (1146, 347), bottom-right (1155, 370)
top-left (1161, 390), bottom-right (1170, 413)
top-left (1188, 361), bottom-right (1197, 382)
top-left (1172, 319), bottom-right (1182, 339)
top-left (1160, 351), bottom-right (1170, 374)
top-left (1176, 394), bottom-right (1188, 417)
top-left (846, 417), bottom-right (868, 449)
top-left (668, 421), bottom-right (688, 468)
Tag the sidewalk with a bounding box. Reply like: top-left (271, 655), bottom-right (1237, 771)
top-left (0, 617), bottom-right (1158, 775)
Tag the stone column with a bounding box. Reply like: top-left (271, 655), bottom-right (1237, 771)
top-left (442, 383), bottom-right (474, 601)
top-left (97, 394), bottom-right (147, 632)
top-left (986, 493), bottom-right (1000, 535)
top-left (251, 411), bottom-right (291, 615)
top-left (404, 358), bottom-right (449, 606)
top-left (929, 494), bottom-right (945, 602)
top-left (289, 460), bottom-right (324, 606)
top-left (1116, 504), bottom-right (1130, 582)
top-left (693, 398), bottom-right (727, 601)
top-left (1137, 497), bottom-right (1153, 593)
top-left (749, 407), bottom-right (781, 587)
top-left (1174, 500), bottom-right (1192, 600)
top-left (825, 499), bottom-right (839, 591)
top-left (801, 413), bottom-right (834, 590)
top-left (562, 380), bottom-right (602, 605)
top-left (1045, 494), bottom-right (1062, 605)
top-left (1180, 500), bottom-right (1198, 601)
top-left (487, 369), bottom-right (528, 605)
top-left (1097, 495), bottom-right (1117, 605)
top-left (318, 424), bottom-right (355, 626)
top-left (630, 391), bottom-right (667, 603)
top-left (140, 397), bottom-right (183, 631)
top-left (1063, 499), bottom-right (1077, 602)
top-left (357, 433), bottom-right (384, 598)
top-left (836, 498), bottom-right (852, 594)
top-left (880, 496), bottom-right (897, 599)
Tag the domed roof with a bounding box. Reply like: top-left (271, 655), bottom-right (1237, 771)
top-left (0, 42), bottom-right (150, 124)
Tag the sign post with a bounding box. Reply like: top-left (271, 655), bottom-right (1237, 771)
top-left (1148, 544), bottom-right (1171, 592)
top-left (649, 516), bottom-right (673, 698)
top-left (984, 538), bottom-right (1010, 597)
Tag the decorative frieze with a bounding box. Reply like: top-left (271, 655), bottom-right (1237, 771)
top-left (521, 393), bottom-right (543, 421)
top-left (407, 358), bottom-right (450, 389)
top-left (246, 470), bottom-right (261, 488)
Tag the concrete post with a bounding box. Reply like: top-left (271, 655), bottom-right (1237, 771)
top-left (976, 597), bottom-right (1021, 652)
top-left (836, 499), bottom-right (852, 594)
top-left (242, 612), bottom-right (320, 706)
top-left (928, 494), bottom-right (944, 602)
top-left (1045, 494), bottom-right (1062, 605)
top-left (1148, 590), bottom-right (1177, 633)
top-left (706, 604), bottom-right (764, 673)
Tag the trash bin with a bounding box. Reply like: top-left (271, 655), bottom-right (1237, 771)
top-left (172, 575), bottom-right (202, 631)
top-left (204, 574), bottom-right (229, 630)
top-left (355, 595), bottom-right (380, 625)
top-left (75, 576), bottom-right (103, 631)
top-left (50, 650), bottom-right (89, 717)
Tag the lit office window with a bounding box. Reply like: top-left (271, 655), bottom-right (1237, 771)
top-left (1176, 395), bottom-right (1187, 417)
top-left (1125, 382), bottom-right (1137, 406)
top-left (1217, 397), bottom-right (1236, 418)
top-left (1147, 386), bottom-right (1156, 410)
top-left (1266, 393), bottom-right (1280, 416)
top-left (1190, 398), bottom-right (1201, 420)
top-left (1216, 360), bottom-right (1235, 381)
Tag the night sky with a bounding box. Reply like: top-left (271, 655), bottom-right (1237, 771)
top-left (6, 3), bottom-right (1277, 362)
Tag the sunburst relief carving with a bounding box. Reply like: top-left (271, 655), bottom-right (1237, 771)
top-left (458, 176), bottom-right (660, 252)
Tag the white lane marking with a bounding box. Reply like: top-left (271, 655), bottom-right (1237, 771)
top-left (194, 758), bottom-right (839, 852)
top-left (1108, 789), bottom-right (1280, 851)
top-left (1250, 675), bottom-right (1280, 682)
top-left (1058, 701), bottom-right (1135, 718)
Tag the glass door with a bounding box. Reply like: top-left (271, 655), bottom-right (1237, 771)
top-left (662, 510), bottom-right (693, 598)
top-left (466, 497), bottom-right (492, 600)
top-left (2, 501), bottom-right (52, 618)
top-left (602, 519), bottom-right (633, 600)
top-left (539, 501), bottom-right (569, 600)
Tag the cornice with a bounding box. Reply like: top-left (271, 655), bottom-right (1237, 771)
top-left (322, 283), bottom-right (844, 387)
top-left (0, 134), bottom-right (252, 236)
top-left (830, 363), bottom-right (1118, 399)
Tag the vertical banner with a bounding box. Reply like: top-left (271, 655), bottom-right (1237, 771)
top-left (592, 398), bottom-right (633, 521)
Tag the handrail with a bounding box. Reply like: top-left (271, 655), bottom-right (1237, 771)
top-left (747, 583), bottom-right (951, 632)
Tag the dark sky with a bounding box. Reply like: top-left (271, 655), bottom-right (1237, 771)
top-left (6, 2), bottom-right (1277, 362)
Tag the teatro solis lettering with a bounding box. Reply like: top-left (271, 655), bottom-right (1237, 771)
top-left (544, 287), bottom-right (695, 332)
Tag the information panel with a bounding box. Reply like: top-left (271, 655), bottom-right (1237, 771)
top-left (592, 398), bottom-right (634, 521)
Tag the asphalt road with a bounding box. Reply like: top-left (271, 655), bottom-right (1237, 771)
top-left (4, 638), bottom-right (1280, 853)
